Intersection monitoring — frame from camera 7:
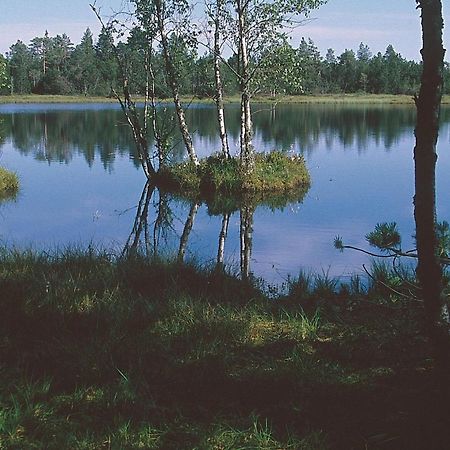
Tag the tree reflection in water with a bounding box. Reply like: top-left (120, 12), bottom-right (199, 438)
top-left (122, 183), bottom-right (308, 280)
top-left (2, 104), bottom-right (449, 169)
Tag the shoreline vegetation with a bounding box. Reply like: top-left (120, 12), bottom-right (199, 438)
top-left (0, 247), bottom-right (449, 449)
top-left (0, 167), bottom-right (19, 201)
top-left (2, 93), bottom-right (450, 105)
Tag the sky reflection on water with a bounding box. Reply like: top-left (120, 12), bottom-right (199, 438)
top-left (0, 102), bottom-right (449, 284)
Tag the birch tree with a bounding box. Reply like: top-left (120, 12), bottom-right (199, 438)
top-left (91, 3), bottom-right (156, 178)
top-left (204, 0), bottom-right (232, 158)
top-left (230, 0), bottom-right (326, 173)
top-left (152, 0), bottom-right (200, 166)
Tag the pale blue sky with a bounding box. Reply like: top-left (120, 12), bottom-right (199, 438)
top-left (0, 0), bottom-right (449, 60)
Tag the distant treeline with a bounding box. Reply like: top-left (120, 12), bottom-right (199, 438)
top-left (0, 29), bottom-right (449, 97)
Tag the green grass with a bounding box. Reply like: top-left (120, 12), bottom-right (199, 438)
top-left (0, 94), bottom-right (119, 104)
top-left (256, 93), bottom-right (450, 104)
top-left (158, 152), bottom-right (310, 200)
top-left (0, 248), bottom-right (449, 449)
top-left (3, 93), bottom-right (450, 104)
top-left (0, 166), bottom-right (19, 201)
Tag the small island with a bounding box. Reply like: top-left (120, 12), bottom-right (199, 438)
top-left (158, 152), bottom-right (310, 196)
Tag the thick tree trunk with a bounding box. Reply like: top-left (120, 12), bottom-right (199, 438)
top-left (414, 0), bottom-right (449, 361)
top-left (155, 0), bottom-right (199, 166)
top-left (213, 14), bottom-right (230, 159)
top-left (237, 1), bottom-right (254, 173)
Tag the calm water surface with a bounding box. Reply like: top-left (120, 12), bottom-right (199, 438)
top-left (0, 102), bottom-right (449, 284)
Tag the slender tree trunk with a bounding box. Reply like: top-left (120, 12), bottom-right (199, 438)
top-left (115, 79), bottom-right (155, 179)
top-left (414, 0), bottom-right (449, 361)
top-left (145, 44), bottom-right (167, 170)
top-left (153, 191), bottom-right (171, 257)
top-left (213, 10), bottom-right (230, 159)
top-left (178, 202), bottom-right (199, 262)
top-left (123, 182), bottom-right (155, 257)
top-left (237, 0), bottom-right (254, 173)
top-left (155, 0), bottom-right (199, 166)
top-left (217, 212), bottom-right (230, 268)
top-left (240, 205), bottom-right (254, 279)
top-left (90, 4), bottom-right (156, 179)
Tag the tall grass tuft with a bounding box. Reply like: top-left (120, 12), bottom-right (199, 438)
top-left (202, 417), bottom-right (328, 449)
top-left (281, 308), bottom-right (322, 340)
top-left (288, 270), bottom-right (313, 299)
top-left (0, 167), bottom-right (19, 201)
top-left (313, 269), bottom-right (338, 298)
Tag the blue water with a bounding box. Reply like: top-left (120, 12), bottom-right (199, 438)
top-left (0, 102), bottom-right (449, 283)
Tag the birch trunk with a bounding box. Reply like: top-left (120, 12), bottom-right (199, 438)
top-left (155, 0), bottom-right (199, 166)
top-left (153, 191), bottom-right (171, 258)
top-left (178, 202), bottom-right (199, 262)
top-left (237, 0), bottom-right (254, 173)
top-left (240, 205), bottom-right (254, 279)
top-left (123, 182), bottom-right (155, 257)
top-left (217, 213), bottom-right (230, 268)
top-left (90, 4), bottom-right (156, 179)
top-left (213, 9), bottom-right (230, 158)
top-left (115, 80), bottom-right (155, 179)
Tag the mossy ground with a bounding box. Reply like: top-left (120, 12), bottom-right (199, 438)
top-left (0, 248), bottom-right (449, 449)
top-left (0, 167), bottom-right (19, 201)
top-left (158, 152), bottom-right (310, 199)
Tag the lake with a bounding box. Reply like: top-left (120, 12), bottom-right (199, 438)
top-left (0, 102), bottom-right (449, 285)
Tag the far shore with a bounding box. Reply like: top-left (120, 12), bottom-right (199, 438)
top-left (1, 93), bottom-right (449, 105)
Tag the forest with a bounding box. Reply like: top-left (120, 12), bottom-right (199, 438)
top-left (1, 28), bottom-right (450, 97)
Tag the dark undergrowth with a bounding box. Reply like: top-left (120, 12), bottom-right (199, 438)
top-left (0, 248), bottom-right (449, 449)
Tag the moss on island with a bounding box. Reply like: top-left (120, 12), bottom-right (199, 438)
top-left (158, 151), bottom-right (310, 197)
top-left (0, 167), bottom-right (19, 201)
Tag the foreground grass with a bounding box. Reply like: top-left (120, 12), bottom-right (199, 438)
top-left (0, 167), bottom-right (19, 201)
top-left (0, 249), bottom-right (449, 449)
top-left (2, 93), bottom-right (450, 105)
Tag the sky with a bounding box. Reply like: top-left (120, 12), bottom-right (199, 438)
top-left (0, 0), bottom-right (449, 61)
